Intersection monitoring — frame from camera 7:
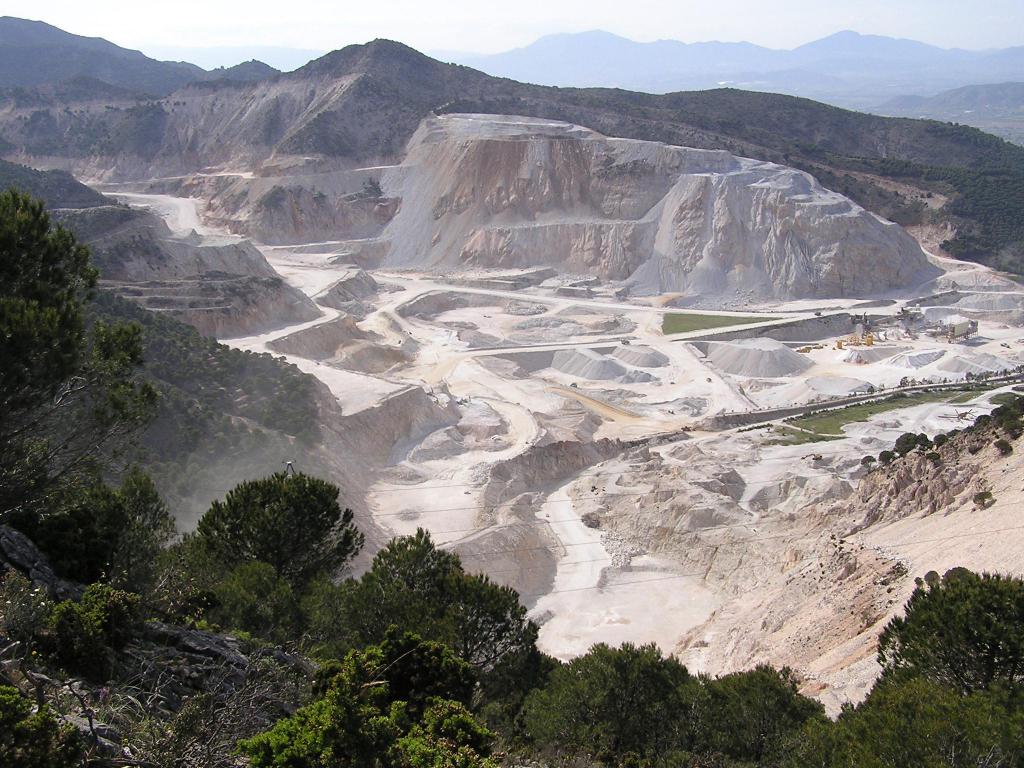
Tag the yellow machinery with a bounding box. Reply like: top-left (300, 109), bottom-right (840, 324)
top-left (836, 332), bottom-right (873, 350)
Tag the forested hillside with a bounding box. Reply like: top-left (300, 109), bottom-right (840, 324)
top-left (0, 158), bottom-right (108, 208)
top-left (90, 292), bottom-right (324, 519)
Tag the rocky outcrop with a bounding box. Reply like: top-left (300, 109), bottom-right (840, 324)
top-left (335, 385), bottom-right (461, 466)
top-left (314, 268), bottom-right (383, 315)
top-left (379, 115), bottom-right (938, 300)
top-left (111, 275), bottom-right (321, 338)
top-left (480, 438), bottom-right (630, 510)
top-left (267, 314), bottom-right (374, 359)
top-left (0, 529), bottom-right (310, 765)
top-left (0, 525), bottom-right (83, 600)
top-left (266, 315), bottom-right (411, 374)
top-left (55, 205), bottom-right (321, 337)
top-left (125, 621), bottom-right (311, 713)
top-left (53, 206), bottom-right (276, 282)
top-left (317, 269), bottom-right (380, 304)
top-left (839, 431), bottom-right (997, 530)
top-left (189, 174), bottom-right (400, 245)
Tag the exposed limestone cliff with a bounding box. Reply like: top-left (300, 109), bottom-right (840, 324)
top-left (379, 115), bottom-right (939, 299)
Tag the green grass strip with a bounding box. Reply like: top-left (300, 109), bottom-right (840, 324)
top-left (661, 313), bottom-right (770, 335)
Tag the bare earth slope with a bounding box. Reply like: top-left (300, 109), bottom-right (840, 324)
top-left (54, 202), bottom-right (320, 337)
top-left (379, 114), bottom-right (936, 299)
top-left (679, 422), bottom-right (1024, 712)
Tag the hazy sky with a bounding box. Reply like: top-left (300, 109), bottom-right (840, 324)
top-left (7, 0), bottom-right (1024, 64)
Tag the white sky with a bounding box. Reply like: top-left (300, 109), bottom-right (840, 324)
top-left (6, 0), bottom-right (1024, 56)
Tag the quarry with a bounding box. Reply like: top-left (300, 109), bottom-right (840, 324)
top-left (8, 12), bottom-right (1024, 763)
top-left (81, 113), bottom-right (1024, 711)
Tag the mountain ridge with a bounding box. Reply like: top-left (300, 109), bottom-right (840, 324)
top-left (879, 82), bottom-right (1024, 144)
top-left (0, 16), bottom-right (281, 95)
top-left (445, 29), bottom-right (1024, 110)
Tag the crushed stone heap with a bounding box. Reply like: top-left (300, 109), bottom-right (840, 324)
top-left (704, 338), bottom-right (813, 377)
top-left (550, 349), bottom-right (656, 383)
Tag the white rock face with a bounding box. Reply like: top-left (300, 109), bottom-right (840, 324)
top-left (380, 114), bottom-right (939, 299)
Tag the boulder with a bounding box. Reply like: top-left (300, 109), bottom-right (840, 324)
top-left (0, 525), bottom-right (83, 600)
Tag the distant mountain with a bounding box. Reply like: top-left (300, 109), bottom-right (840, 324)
top-left (445, 30), bottom-right (1024, 110)
top-left (210, 60), bottom-right (281, 83)
top-left (0, 16), bottom-right (204, 95)
top-left (449, 30), bottom-right (773, 93)
top-left (0, 17), bottom-right (279, 96)
top-left (883, 82), bottom-right (1024, 113)
top-left (141, 45), bottom-right (325, 73)
top-left (788, 30), bottom-right (955, 64)
top-left (878, 82), bottom-right (1024, 145)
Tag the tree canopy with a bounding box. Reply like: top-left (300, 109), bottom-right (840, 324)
top-left (784, 677), bottom-right (1024, 768)
top-left (0, 685), bottom-right (82, 768)
top-left (0, 189), bottom-right (155, 521)
top-left (196, 471), bottom-right (363, 589)
top-left (12, 466), bottom-right (174, 587)
top-left (521, 644), bottom-right (824, 765)
top-left (522, 642), bottom-right (698, 761)
top-left (878, 569), bottom-right (1024, 695)
top-left (0, 189), bottom-right (95, 420)
top-left (239, 633), bottom-right (495, 768)
top-left (333, 529), bottom-right (537, 671)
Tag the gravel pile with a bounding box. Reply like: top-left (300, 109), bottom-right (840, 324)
top-left (611, 344), bottom-right (670, 368)
top-left (705, 338), bottom-right (812, 377)
top-left (551, 349), bottom-right (656, 383)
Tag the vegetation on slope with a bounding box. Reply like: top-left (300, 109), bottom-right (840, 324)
top-left (0, 190), bottom-right (155, 521)
top-left (89, 291), bottom-right (322, 513)
top-left (0, 158), bottom-right (108, 209)
top-left (0, 184), bottom-right (326, 515)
